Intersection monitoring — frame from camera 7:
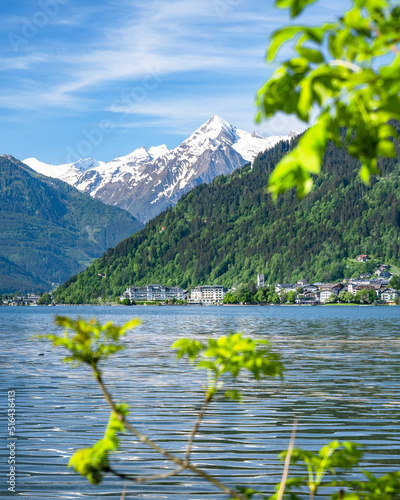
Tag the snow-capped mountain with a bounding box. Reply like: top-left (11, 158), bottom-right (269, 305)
top-left (24, 115), bottom-right (297, 222)
top-left (23, 157), bottom-right (104, 185)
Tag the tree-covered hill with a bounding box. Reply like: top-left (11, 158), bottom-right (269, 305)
top-left (0, 155), bottom-right (143, 293)
top-left (0, 255), bottom-right (49, 293)
top-left (54, 138), bottom-right (400, 303)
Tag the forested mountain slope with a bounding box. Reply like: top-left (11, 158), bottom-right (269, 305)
top-left (54, 138), bottom-right (400, 303)
top-left (0, 155), bottom-right (143, 293)
top-left (0, 255), bottom-right (49, 293)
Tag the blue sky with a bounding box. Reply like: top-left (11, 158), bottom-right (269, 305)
top-left (0, 0), bottom-right (349, 164)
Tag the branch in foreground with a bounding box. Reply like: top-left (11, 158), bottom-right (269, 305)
top-left (95, 371), bottom-right (249, 500)
top-left (107, 465), bottom-right (185, 483)
top-left (276, 420), bottom-right (297, 500)
top-left (184, 393), bottom-right (211, 464)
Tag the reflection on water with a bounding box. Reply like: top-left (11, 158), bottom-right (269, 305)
top-left (1, 305), bottom-right (400, 498)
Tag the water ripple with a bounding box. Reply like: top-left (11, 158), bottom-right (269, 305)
top-left (1, 305), bottom-right (400, 498)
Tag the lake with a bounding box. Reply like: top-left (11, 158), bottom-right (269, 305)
top-left (1, 305), bottom-right (400, 499)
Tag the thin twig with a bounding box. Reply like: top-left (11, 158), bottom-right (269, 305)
top-left (276, 420), bottom-right (298, 500)
top-left (136, 467), bottom-right (185, 483)
top-left (184, 394), bottom-right (211, 464)
top-left (120, 483), bottom-right (127, 500)
top-left (96, 372), bottom-right (184, 467)
top-left (94, 371), bottom-right (248, 500)
top-left (108, 465), bottom-right (184, 483)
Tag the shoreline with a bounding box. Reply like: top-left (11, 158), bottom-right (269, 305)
top-left (1, 303), bottom-right (398, 307)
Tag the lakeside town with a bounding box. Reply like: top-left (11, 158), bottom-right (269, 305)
top-left (3, 257), bottom-right (400, 307)
top-left (119, 264), bottom-right (400, 306)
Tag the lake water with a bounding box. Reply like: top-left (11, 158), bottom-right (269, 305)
top-left (1, 305), bottom-right (400, 499)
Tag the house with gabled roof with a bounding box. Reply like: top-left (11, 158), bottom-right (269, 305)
top-left (380, 288), bottom-right (400, 303)
top-left (319, 283), bottom-right (343, 303)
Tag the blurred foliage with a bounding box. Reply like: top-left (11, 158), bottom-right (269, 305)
top-left (257, 0), bottom-right (400, 199)
top-left (69, 403), bottom-right (129, 484)
top-left (45, 315), bottom-right (140, 373)
top-left (43, 315), bottom-right (400, 498)
top-left (173, 333), bottom-right (284, 398)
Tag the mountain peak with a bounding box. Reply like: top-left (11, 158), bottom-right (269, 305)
top-left (121, 146), bottom-right (151, 162)
top-left (23, 119), bottom-right (298, 222)
top-left (148, 144), bottom-right (170, 160)
top-left (71, 158), bottom-right (101, 172)
top-left (202, 114), bottom-right (233, 132)
top-left (184, 115), bottom-right (236, 146)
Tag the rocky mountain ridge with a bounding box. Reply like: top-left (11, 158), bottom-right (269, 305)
top-left (24, 115), bottom-right (298, 222)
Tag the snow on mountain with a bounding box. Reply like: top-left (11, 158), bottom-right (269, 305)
top-left (25, 115), bottom-right (298, 222)
top-left (148, 144), bottom-right (170, 159)
top-left (233, 129), bottom-right (294, 162)
top-left (23, 157), bottom-right (104, 185)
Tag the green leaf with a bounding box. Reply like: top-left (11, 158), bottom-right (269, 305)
top-left (224, 390), bottom-right (242, 401)
top-left (268, 114), bottom-right (331, 199)
top-left (268, 26), bottom-right (305, 61)
top-left (275, 0), bottom-right (319, 18)
top-left (295, 34), bottom-right (325, 63)
top-left (172, 338), bottom-right (205, 360)
top-left (172, 333), bottom-right (284, 396)
top-left (41, 316), bottom-right (141, 371)
top-left (68, 403), bottom-right (129, 485)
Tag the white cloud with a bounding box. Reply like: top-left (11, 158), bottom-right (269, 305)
top-left (107, 93), bottom-right (308, 137)
top-left (0, 0), bottom-right (345, 127)
top-left (0, 0), bottom-right (270, 111)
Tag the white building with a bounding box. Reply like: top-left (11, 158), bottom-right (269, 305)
top-left (348, 280), bottom-right (387, 295)
top-left (319, 283), bottom-right (343, 303)
top-left (380, 288), bottom-right (400, 303)
top-left (374, 269), bottom-right (391, 279)
top-left (121, 284), bottom-right (187, 302)
top-left (296, 293), bottom-right (318, 305)
top-left (257, 274), bottom-right (265, 287)
top-left (188, 285), bottom-right (227, 305)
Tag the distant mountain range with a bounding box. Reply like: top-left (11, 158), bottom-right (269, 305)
top-left (24, 115), bottom-right (298, 222)
top-left (0, 155), bottom-right (143, 293)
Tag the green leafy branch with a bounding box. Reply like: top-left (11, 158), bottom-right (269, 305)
top-left (173, 333), bottom-right (284, 399)
top-left (267, 439), bottom-right (400, 500)
top-left (42, 316), bottom-right (400, 499)
top-left (227, 438), bottom-right (400, 500)
top-left (68, 403), bottom-right (129, 485)
top-left (173, 333), bottom-right (284, 465)
top-left (42, 317), bottom-right (284, 500)
top-left (270, 441), bottom-right (364, 500)
top-left (257, 0), bottom-right (400, 199)
top-left (45, 315), bottom-right (141, 375)
top-left (331, 470), bottom-right (400, 499)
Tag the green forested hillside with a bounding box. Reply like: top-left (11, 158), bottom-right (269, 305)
top-left (0, 155), bottom-right (143, 293)
top-left (0, 255), bottom-right (49, 292)
top-left (54, 139), bottom-right (400, 303)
